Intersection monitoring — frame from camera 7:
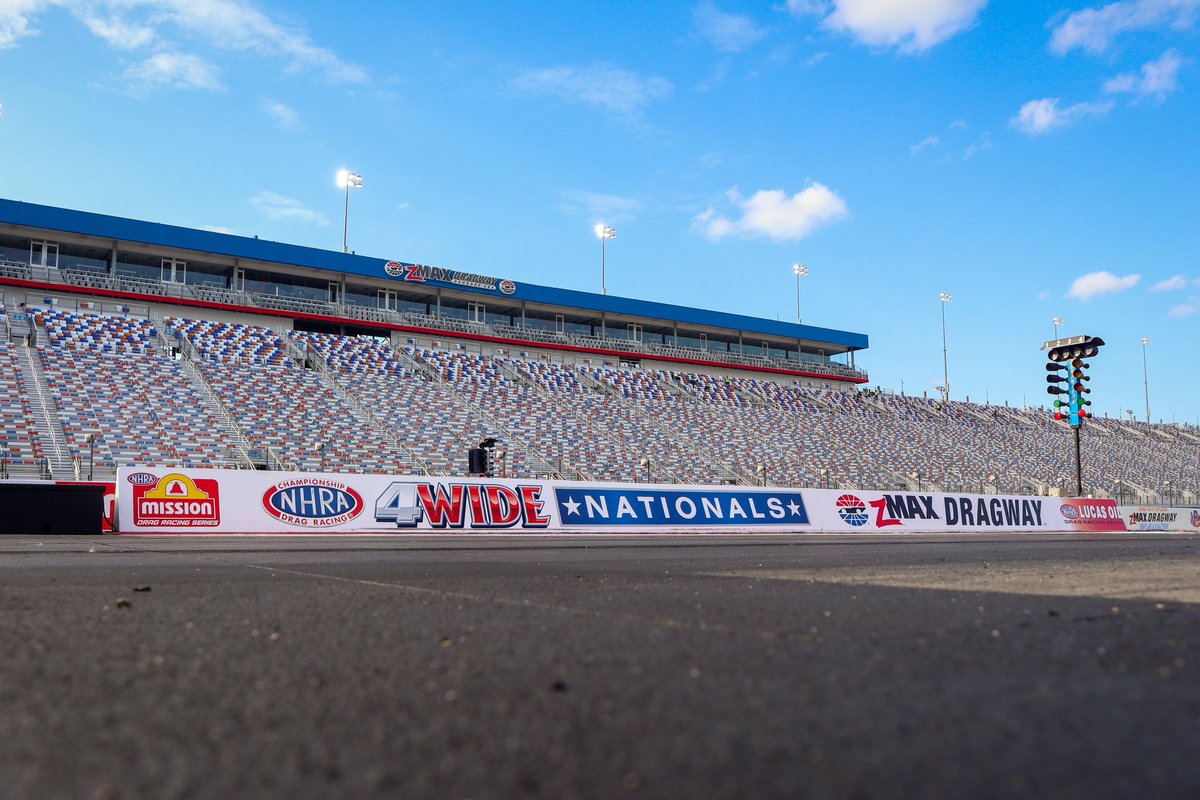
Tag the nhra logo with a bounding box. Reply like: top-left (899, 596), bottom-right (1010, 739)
top-left (375, 482), bottom-right (550, 529)
top-left (836, 494), bottom-right (869, 527)
top-left (262, 479), bottom-right (364, 528)
top-left (1060, 504), bottom-right (1080, 520)
top-left (499, 279), bottom-right (517, 295)
top-left (131, 473), bottom-right (221, 527)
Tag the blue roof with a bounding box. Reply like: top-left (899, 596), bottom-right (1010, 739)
top-left (0, 197), bottom-right (868, 351)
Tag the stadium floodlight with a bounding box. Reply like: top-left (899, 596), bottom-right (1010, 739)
top-left (595, 224), bottom-right (616, 296)
top-left (792, 264), bottom-right (808, 324)
top-left (1141, 337), bottom-right (1151, 432)
top-left (337, 170), bottom-right (363, 254)
top-left (939, 293), bottom-right (951, 404)
top-left (1052, 316), bottom-right (1063, 339)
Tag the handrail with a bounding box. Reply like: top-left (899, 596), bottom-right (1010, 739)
top-left (18, 264), bottom-right (870, 382)
top-left (573, 367), bottom-right (755, 486)
top-left (394, 346), bottom-right (576, 480)
top-left (295, 337), bottom-right (434, 475)
top-left (173, 334), bottom-right (259, 470)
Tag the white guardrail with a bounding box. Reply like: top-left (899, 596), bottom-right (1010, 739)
top-left (109, 467), bottom-right (1200, 535)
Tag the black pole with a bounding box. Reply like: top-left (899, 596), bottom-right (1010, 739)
top-left (1074, 424), bottom-right (1083, 497)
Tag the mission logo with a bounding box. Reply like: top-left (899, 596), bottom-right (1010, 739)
top-left (130, 472), bottom-right (221, 527)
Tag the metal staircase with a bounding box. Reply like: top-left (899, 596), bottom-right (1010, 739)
top-left (171, 334), bottom-right (267, 470)
top-left (298, 342), bottom-right (433, 475)
top-left (15, 343), bottom-right (72, 478)
top-left (576, 368), bottom-right (754, 486)
top-left (395, 347), bottom-right (576, 480)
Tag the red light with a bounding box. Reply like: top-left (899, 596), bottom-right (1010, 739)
top-left (1079, 409), bottom-right (1087, 418)
top-left (1054, 412), bottom-right (1064, 421)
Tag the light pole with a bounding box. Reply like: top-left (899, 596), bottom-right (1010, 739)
top-left (337, 170), bottom-right (363, 254)
top-left (1053, 316), bottom-right (1063, 340)
top-left (1141, 337), bottom-right (1151, 432)
top-left (316, 442), bottom-right (326, 473)
top-left (792, 263), bottom-right (808, 324)
top-left (84, 433), bottom-right (95, 481)
top-left (640, 456), bottom-right (650, 482)
top-left (595, 224), bottom-right (616, 295)
top-left (939, 292), bottom-right (952, 404)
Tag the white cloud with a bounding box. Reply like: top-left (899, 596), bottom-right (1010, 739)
top-left (962, 131), bottom-right (993, 158)
top-left (559, 190), bottom-right (644, 224)
top-left (249, 191), bottom-right (329, 226)
top-left (0, 0), bottom-right (44, 49)
top-left (692, 183), bottom-right (849, 242)
top-left (909, 134), bottom-right (941, 155)
top-left (1066, 270), bottom-right (1141, 300)
top-left (1168, 298), bottom-right (1200, 317)
top-left (510, 63), bottom-right (672, 115)
top-left (1010, 97), bottom-right (1113, 134)
top-left (1104, 49), bottom-right (1184, 99)
top-left (261, 98), bottom-right (298, 128)
top-left (124, 52), bottom-right (222, 92)
top-left (148, 0), bottom-right (367, 83)
top-left (1050, 0), bottom-right (1200, 56)
top-left (1151, 274), bottom-right (1188, 291)
top-left (81, 13), bottom-right (156, 49)
top-left (788, 0), bottom-right (990, 53)
top-left (694, 2), bottom-right (768, 52)
top-left (0, 1), bottom-right (366, 85)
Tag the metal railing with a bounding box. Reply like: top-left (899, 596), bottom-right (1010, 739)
top-left (11, 264), bottom-right (868, 382)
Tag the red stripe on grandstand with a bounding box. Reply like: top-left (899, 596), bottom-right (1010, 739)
top-left (0, 276), bottom-right (866, 384)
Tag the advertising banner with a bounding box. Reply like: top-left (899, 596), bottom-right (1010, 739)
top-left (1054, 498), bottom-right (1126, 532)
top-left (804, 490), bottom-right (1059, 533)
top-left (115, 468), bottom-right (1143, 535)
top-left (1118, 506), bottom-right (1200, 532)
top-left (116, 468), bottom-right (813, 534)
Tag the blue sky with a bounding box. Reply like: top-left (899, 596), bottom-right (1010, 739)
top-left (1, 0), bottom-right (1197, 423)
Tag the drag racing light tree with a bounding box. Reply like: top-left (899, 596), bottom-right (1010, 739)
top-left (1045, 335), bottom-right (1105, 496)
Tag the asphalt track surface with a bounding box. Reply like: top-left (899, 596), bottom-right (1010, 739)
top-left (1, 532), bottom-right (1198, 800)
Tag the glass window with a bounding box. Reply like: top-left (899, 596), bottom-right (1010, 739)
top-left (241, 268), bottom-right (331, 301)
top-left (58, 243), bottom-right (111, 273)
top-left (115, 251), bottom-right (160, 281)
top-left (0, 234), bottom-right (28, 265)
top-left (183, 259), bottom-right (230, 288)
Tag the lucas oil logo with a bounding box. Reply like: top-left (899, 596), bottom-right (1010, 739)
top-left (375, 482), bottom-right (550, 529)
top-left (262, 479), bottom-right (364, 527)
top-left (130, 472), bottom-right (221, 527)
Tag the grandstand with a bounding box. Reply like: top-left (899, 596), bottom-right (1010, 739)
top-left (0, 198), bottom-right (1196, 504)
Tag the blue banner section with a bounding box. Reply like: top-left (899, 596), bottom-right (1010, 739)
top-left (553, 487), bottom-right (809, 527)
